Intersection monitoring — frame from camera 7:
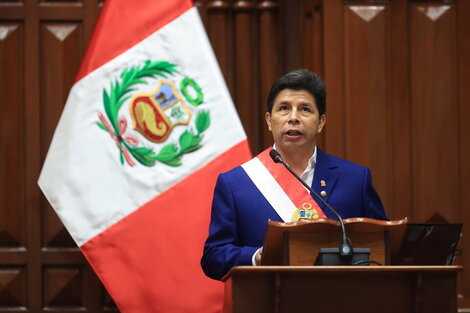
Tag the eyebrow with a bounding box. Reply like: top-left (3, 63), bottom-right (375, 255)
top-left (277, 100), bottom-right (313, 105)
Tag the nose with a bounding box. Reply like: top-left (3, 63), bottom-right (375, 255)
top-left (288, 108), bottom-right (300, 124)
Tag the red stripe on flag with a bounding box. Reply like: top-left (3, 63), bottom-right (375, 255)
top-left (76, 0), bottom-right (194, 82)
top-left (81, 140), bottom-right (251, 313)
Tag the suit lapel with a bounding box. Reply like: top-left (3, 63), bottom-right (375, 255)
top-left (312, 148), bottom-right (338, 207)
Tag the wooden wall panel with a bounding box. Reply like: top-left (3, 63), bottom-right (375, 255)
top-left (234, 0), bottom-right (259, 153)
top-left (1, 1), bottom-right (115, 312)
top-left (0, 21), bottom-right (27, 312)
top-left (343, 4), bottom-right (392, 209)
top-left (409, 3), bottom-right (459, 222)
top-left (458, 0), bottom-right (470, 308)
top-left (39, 23), bottom-right (80, 159)
top-left (322, 0), bottom-right (345, 158)
top-left (0, 23), bottom-right (25, 248)
top-left (43, 267), bottom-right (83, 307)
top-left (258, 0), bottom-right (280, 148)
top-left (301, 0), bottom-right (325, 149)
top-left (205, 1), bottom-right (233, 92)
top-left (322, 2), bottom-right (395, 213)
top-left (388, 0), bottom-right (411, 223)
top-left (0, 268), bottom-right (26, 307)
top-left (302, 0), bottom-right (323, 76)
top-left (201, 0), bottom-right (282, 154)
top-left (40, 23), bottom-right (81, 247)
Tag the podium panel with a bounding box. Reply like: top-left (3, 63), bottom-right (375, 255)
top-left (223, 266), bottom-right (461, 313)
top-left (261, 218), bottom-right (408, 266)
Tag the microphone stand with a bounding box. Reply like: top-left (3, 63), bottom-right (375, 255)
top-left (269, 150), bottom-right (353, 258)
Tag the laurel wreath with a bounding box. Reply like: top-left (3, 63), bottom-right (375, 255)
top-left (180, 77), bottom-right (204, 106)
top-left (96, 60), bottom-right (211, 167)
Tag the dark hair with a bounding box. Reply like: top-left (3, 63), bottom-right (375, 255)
top-left (266, 69), bottom-right (326, 115)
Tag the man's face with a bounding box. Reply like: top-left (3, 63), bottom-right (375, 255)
top-left (265, 89), bottom-right (326, 154)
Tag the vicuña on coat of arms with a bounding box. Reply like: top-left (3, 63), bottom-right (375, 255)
top-left (96, 60), bottom-right (210, 167)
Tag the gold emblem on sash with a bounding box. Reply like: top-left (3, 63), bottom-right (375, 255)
top-left (290, 202), bottom-right (319, 222)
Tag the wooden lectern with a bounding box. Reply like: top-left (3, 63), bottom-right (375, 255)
top-left (223, 265), bottom-right (460, 313)
top-left (222, 218), bottom-right (462, 313)
top-left (260, 217), bottom-right (408, 266)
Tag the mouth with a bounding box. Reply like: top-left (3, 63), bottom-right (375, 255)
top-left (284, 129), bottom-right (303, 138)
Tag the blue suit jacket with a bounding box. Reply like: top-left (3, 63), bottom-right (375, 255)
top-left (201, 149), bottom-right (387, 280)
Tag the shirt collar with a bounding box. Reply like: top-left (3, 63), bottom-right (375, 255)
top-left (304, 146), bottom-right (317, 173)
top-left (272, 145), bottom-right (317, 173)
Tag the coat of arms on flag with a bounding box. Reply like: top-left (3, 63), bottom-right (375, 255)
top-left (97, 60), bottom-right (210, 167)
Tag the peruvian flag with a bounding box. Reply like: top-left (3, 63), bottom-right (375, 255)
top-left (38, 1), bottom-right (251, 313)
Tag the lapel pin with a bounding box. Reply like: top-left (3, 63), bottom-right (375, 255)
top-left (320, 180), bottom-right (327, 187)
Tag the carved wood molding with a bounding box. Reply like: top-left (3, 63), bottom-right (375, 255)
top-left (343, 0), bottom-right (390, 3)
top-left (207, 0), bottom-right (231, 11)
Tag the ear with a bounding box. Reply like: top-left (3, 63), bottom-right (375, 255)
top-left (265, 112), bottom-right (272, 131)
top-left (318, 114), bottom-right (326, 133)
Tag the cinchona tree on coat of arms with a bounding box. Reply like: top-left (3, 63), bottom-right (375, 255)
top-left (96, 60), bottom-right (211, 167)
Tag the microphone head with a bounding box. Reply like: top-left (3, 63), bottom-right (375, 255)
top-left (269, 149), bottom-right (282, 163)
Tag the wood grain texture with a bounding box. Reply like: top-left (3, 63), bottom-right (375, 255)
top-left (322, 0), bottom-right (345, 157)
top-left (409, 4), bottom-right (459, 223)
top-left (343, 4), bottom-right (392, 210)
top-left (234, 0), bottom-right (259, 153)
top-left (457, 0), bottom-right (470, 308)
top-left (388, 0), bottom-right (411, 222)
top-left (225, 266), bottom-right (461, 313)
top-left (207, 0), bottom-right (233, 92)
top-left (0, 23), bottom-right (25, 248)
top-left (39, 23), bottom-right (80, 248)
top-left (258, 0), bottom-right (279, 148)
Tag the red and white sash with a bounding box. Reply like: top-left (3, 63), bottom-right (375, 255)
top-left (241, 148), bottom-right (326, 222)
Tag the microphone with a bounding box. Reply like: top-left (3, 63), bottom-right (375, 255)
top-left (269, 149), bottom-right (353, 258)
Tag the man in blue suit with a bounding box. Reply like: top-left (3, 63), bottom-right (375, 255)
top-left (201, 69), bottom-right (387, 280)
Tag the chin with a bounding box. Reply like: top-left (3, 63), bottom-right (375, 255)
top-left (281, 142), bottom-right (305, 150)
